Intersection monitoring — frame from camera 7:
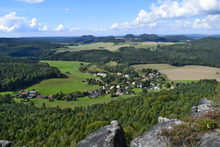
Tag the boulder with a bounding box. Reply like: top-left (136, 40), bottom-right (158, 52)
top-left (191, 98), bottom-right (213, 118)
top-left (77, 120), bottom-right (127, 147)
top-left (199, 130), bottom-right (220, 147)
top-left (130, 117), bottom-right (183, 147)
top-left (0, 140), bottom-right (12, 147)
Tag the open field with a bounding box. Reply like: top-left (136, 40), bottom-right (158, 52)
top-left (142, 41), bottom-right (158, 45)
top-left (57, 42), bottom-right (114, 52)
top-left (14, 94), bottom-right (135, 109)
top-left (160, 66), bottom-right (220, 81)
top-left (0, 61), bottom-right (100, 96)
top-left (158, 42), bottom-right (174, 45)
top-left (105, 61), bottom-right (118, 66)
top-left (132, 64), bottom-right (220, 81)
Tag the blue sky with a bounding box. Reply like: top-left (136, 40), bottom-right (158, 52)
top-left (1, 0), bottom-right (220, 37)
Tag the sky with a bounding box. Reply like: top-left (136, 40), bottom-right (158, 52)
top-left (1, 0), bottom-right (220, 37)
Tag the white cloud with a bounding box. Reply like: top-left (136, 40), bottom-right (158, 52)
top-left (69, 27), bottom-right (80, 31)
top-left (65, 8), bottom-right (70, 11)
top-left (39, 25), bottom-right (51, 31)
top-left (91, 28), bottom-right (107, 32)
top-left (175, 20), bottom-right (192, 28)
top-left (0, 12), bottom-right (27, 32)
top-left (54, 24), bottom-right (66, 31)
top-left (110, 0), bottom-right (220, 31)
top-left (17, 0), bottom-right (45, 3)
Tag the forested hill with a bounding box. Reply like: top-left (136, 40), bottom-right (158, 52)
top-left (122, 34), bottom-right (194, 42)
top-left (0, 42), bottom-right (64, 59)
top-left (0, 38), bottom-right (49, 44)
top-left (0, 57), bottom-right (61, 92)
top-left (46, 37), bottom-right (220, 68)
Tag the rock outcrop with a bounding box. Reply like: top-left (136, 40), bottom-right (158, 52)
top-left (130, 117), bottom-right (183, 147)
top-left (191, 98), bottom-right (213, 117)
top-left (77, 120), bottom-right (127, 147)
top-left (0, 140), bottom-right (12, 147)
top-left (199, 131), bottom-right (220, 147)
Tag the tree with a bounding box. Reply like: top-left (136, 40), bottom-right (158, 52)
top-left (42, 102), bottom-right (46, 109)
top-left (142, 89), bottom-right (148, 94)
top-left (165, 82), bottom-right (171, 88)
top-left (80, 63), bottom-right (83, 66)
top-left (29, 101), bottom-right (34, 107)
top-left (98, 81), bottom-right (102, 86)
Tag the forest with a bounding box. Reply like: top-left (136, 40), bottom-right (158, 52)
top-left (46, 37), bottom-right (220, 68)
top-left (124, 34), bottom-right (193, 42)
top-left (0, 79), bottom-right (217, 146)
top-left (0, 57), bottom-right (61, 92)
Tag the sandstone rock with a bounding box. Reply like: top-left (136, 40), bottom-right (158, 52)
top-left (77, 120), bottom-right (127, 147)
top-left (199, 131), bottom-right (220, 147)
top-left (130, 117), bottom-right (183, 147)
top-left (191, 98), bottom-right (213, 118)
top-left (0, 140), bottom-right (12, 147)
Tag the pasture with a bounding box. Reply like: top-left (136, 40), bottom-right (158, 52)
top-left (132, 64), bottom-right (220, 81)
top-left (15, 94), bottom-right (135, 109)
top-left (0, 61), bottom-right (100, 96)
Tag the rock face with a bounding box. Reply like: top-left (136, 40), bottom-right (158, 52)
top-left (191, 98), bottom-right (213, 117)
top-left (77, 120), bottom-right (127, 147)
top-left (130, 117), bottom-right (183, 147)
top-left (0, 140), bottom-right (12, 147)
top-left (199, 131), bottom-right (220, 147)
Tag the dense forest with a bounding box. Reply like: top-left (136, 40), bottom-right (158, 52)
top-left (46, 37), bottom-right (220, 68)
top-left (0, 80), bottom-right (217, 146)
top-left (0, 57), bottom-right (61, 92)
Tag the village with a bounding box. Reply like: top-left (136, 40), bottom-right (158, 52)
top-left (14, 69), bottom-right (184, 101)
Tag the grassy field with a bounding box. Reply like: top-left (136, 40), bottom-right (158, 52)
top-left (105, 61), bottom-right (118, 66)
top-left (14, 94), bottom-right (135, 109)
top-left (0, 61), bottom-right (100, 96)
top-left (57, 42), bottom-right (114, 52)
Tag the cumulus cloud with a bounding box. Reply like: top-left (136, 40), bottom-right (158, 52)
top-left (54, 24), bottom-right (66, 31)
top-left (0, 12), bottom-right (27, 32)
top-left (17, 0), bottom-right (45, 3)
top-left (39, 25), bottom-right (51, 31)
top-left (69, 27), bottom-right (80, 31)
top-left (110, 0), bottom-right (220, 31)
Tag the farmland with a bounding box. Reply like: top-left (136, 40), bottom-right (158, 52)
top-left (132, 64), bottom-right (220, 81)
top-left (14, 94), bottom-right (135, 109)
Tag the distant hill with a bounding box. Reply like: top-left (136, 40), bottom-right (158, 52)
top-left (0, 38), bottom-right (48, 44)
top-left (122, 34), bottom-right (194, 42)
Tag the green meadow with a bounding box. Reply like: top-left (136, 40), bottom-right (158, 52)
top-left (14, 94), bottom-right (135, 109)
top-left (0, 61), bottom-right (100, 96)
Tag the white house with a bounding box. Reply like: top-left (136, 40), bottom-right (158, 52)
top-left (97, 73), bottom-right (107, 78)
top-left (124, 74), bottom-right (130, 78)
top-left (116, 85), bottom-right (121, 89)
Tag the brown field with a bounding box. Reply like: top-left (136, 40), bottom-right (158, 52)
top-left (142, 41), bottom-right (158, 45)
top-left (160, 66), bottom-right (220, 81)
top-left (158, 42), bottom-right (174, 45)
top-left (132, 64), bottom-right (220, 81)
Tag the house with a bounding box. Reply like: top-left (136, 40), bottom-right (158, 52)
top-left (150, 83), bottom-right (155, 86)
top-left (18, 90), bottom-right (23, 94)
top-left (88, 90), bottom-right (93, 94)
top-left (126, 80), bottom-right (130, 84)
top-left (91, 93), bottom-right (100, 98)
top-left (117, 72), bottom-right (122, 76)
top-left (142, 77), bottom-right (149, 81)
top-left (132, 81), bottom-right (136, 85)
top-left (116, 85), bottom-right (121, 89)
top-left (95, 90), bottom-right (99, 93)
top-left (116, 90), bottom-right (122, 94)
top-left (29, 91), bottom-right (37, 94)
top-left (110, 86), bottom-right (115, 90)
top-left (171, 86), bottom-right (175, 89)
top-left (149, 73), bottom-right (155, 76)
top-left (22, 92), bottom-right (27, 95)
top-left (154, 87), bottom-right (160, 90)
top-left (124, 74), bottom-right (130, 78)
top-left (37, 95), bottom-right (45, 98)
top-left (118, 92), bottom-right (125, 95)
top-left (105, 91), bottom-right (109, 94)
top-left (48, 95), bottom-right (53, 99)
top-left (125, 87), bottom-right (129, 90)
top-left (97, 73), bottom-right (107, 78)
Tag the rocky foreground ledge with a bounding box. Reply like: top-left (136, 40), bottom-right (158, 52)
top-left (77, 120), bottom-right (127, 147)
top-left (78, 98), bottom-right (220, 147)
